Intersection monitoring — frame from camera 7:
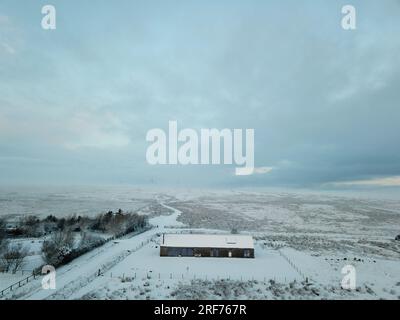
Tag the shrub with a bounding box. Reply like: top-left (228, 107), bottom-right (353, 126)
top-left (18, 215), bottom-right (43, 237)
top-left (90, 211), bottom-right (148, 236)
top-left (42, 229), bottom-right (74, 267)
top-left (78, 233), bottom-right (104, 251)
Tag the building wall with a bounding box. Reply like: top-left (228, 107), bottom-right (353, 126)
top-left (160, 246), bottom-right (255, 258)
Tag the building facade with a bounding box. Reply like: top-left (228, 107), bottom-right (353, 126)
top-left (160, 234), bottom-right (255, 258)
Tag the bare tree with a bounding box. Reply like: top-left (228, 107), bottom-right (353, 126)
top-left (0, 219), bottom-right (9, 268)
top-left (0, 243), bottom-right (28, 274)
top-left (228, 221), bottom-right (239, 234)
top-left (0, 218), bottom-right (6, 247)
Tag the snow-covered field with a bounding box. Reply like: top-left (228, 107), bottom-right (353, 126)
top-left (0, 188), bottom-right (399, 300)
top-left (0, 186), bottom-right (160, 219)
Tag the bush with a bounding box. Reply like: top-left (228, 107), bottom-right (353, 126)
top-left (44, 215), bottom-right (58, 223)
top-left (90, 211), bottom-right (148, 236)
top-left (18, 215), bottom-right (43, 237)
top-left (78, 233), bottom-right (105, 251)
top-left (42, 230), bottom-right (106, 268)
top-left (42, 229), bottom-right (74, 267)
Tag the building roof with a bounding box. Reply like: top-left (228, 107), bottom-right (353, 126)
top-left (161, 234), bottom-right (254, 249)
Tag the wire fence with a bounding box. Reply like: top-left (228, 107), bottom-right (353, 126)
top-left (1, 230), bottom-right (315, 298)
top-left (277, 249), bottom-right (312, 283)
top-left (107, 269), bottom-right (301, 285)
top-left (0, 269), bottom-right (37, 276)
top-left (257, 242), bottom-right (313, 283)
top-left (0, 227), bottom-right (155, 299)
top-left (0, 270), bottom-right (41, 297)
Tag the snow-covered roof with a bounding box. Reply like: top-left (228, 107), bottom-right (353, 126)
top-left (161, 234), bottom-right (254, 249)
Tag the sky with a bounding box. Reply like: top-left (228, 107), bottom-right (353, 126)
top-left (0, 0), bottom-right (400, 190)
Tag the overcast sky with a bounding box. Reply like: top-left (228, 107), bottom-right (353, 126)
top-left (0, 0), bottom-right (400, 189)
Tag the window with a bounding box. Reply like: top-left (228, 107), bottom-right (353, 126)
top-left (244, 249), bottom-right (251, 258)
top-left (211, 248), bottom-right (219, 257)
top-left (182, 248), bottom-right (193, 256)
top-left (167, 248), bottom-right (179, 256)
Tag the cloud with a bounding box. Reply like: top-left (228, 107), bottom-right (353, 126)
top-left (1, 42), bottom-right (15, 54)
top-left (63, 112), bottom-right (131, 150)
top-left (0, 1), bottom-right (400, 187)
top-left (0, 14), bottom-right (20, 56)
top-left (334, 176), bottom-right (400, 187)
top-left (0, 15), bottom-right (9, 24)
top-left (253, 167), bottom-right (274, 175)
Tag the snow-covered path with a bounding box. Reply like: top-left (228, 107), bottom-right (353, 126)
top-left (17, 203), bottom-right (182, 300)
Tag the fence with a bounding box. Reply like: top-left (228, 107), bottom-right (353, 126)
top-left (0, 269), bottom-right (36, 276)
top-left (278, 249), bottom-right (311, 282)
top-left (257, 242), bottom-right (312, 283)
top-left (108, 269), bottom-right (299, 285)
top-left (1, 230), bottom-right (316, 298)
top-left (0, 270), bottom-right (41, 297)
top-left (0, 226), bottom-right (155, 299)
top-left (44, 234), bottom-right (160, 300)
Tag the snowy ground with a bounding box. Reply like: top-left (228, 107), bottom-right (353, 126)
top-left (0, 186), bottom-right (160, 219)
top-left (0, 189), bottom-right (399, 300)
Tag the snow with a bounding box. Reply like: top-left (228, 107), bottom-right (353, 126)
top-left (0, 203), bottom-right (182, 300)
top-left (1, 203), bottom-right (302, 300)
top-left (161, 234), bottom-right (254, 249)
top-left (1, 189), bottom-right (399, 300)
top-left (0, 273), bottom-right (33, 290)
